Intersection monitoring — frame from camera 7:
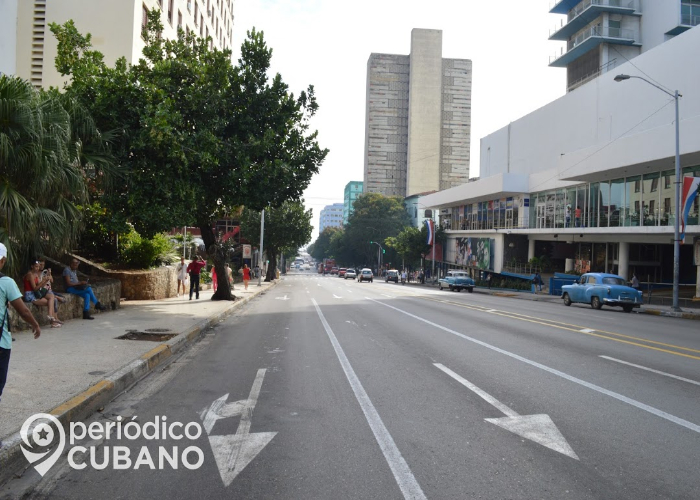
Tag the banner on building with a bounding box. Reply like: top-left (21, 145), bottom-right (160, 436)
top-left (453, 237), bottom-right (493, 270)
top-left (424, 219), bottom-right (434, 245)
top-left (681, 176), bottom-right (700, 243)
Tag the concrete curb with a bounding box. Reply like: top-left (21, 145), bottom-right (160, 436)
top-left (636, 308), bottom-right (700, 320)
top-left (0, 281), bottom-right (277, 484)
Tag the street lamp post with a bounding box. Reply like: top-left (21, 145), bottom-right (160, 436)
top-left (370, 241), bottom-right (383, 276)
top-left (614, 74), bottom-right (682, 311)
top-left (258, 209), bottom-right (265, 286)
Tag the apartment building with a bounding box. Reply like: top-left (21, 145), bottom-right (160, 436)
top-left (549, 0), bottom-right (700, 92)
top-left (3, 0), bottom-right (234, 89)
top-left (343, 181), bottom-right (363, 225)
top-left (363, 29), bottom-right (472, 198)
top-left (319, 203), bottom-right (344, 233)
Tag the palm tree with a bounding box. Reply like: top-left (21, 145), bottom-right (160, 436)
top-left (0, 75), bottom-right (116, 277)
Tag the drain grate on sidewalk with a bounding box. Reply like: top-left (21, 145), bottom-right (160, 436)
top-left (117, 328), bottom-right (177, 341)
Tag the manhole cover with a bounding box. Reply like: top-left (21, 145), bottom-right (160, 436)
top-left (116, 332), bottom-right (178, 341)
top-left (144, 328), bottom-right (173, 333)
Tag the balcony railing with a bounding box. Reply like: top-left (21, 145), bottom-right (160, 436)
top-left (681, 13), bottom-right (700, 26)
top-left (550, 0), bottom-right (639, 38)
top-left (550, 26), bottom-right (637, 64)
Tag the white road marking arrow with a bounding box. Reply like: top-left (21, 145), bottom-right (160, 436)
top-left (200, 369), bottom-right (277, 487)
top-left (333, 294), bottom-right (342, 299)
top-left (434, 363), bottom-right (578, 460)
top-left (275, 295), bottom-right (290, 300)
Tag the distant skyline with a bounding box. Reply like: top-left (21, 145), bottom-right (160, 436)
top-left (231, 0), bottom-right (566, 238)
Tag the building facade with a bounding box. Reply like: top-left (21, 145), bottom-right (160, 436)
top-left (363, 29), bottom-right (472, 198)
top-left (421, 17), bottom-right (700, 298)
top-left (319, 203), bottom-right (344, 233)
top-left (6, 0), bottom-right (234, 88)
top-left (549, 0), bottom-right (700, 92)
top-left (343, 181), bottom-right (363, 225)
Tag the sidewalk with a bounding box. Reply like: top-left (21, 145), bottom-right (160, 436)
top-left (401, 279), bottom-right (700, 320)
top-left (0, 281), bottom-right (277, 482)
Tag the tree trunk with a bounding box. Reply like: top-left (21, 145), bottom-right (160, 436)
top-left (200, 223), bottom-right (236, 301)
top-left (265, 249), bottom-right (277, 282)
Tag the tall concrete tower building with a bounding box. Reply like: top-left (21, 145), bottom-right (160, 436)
top-left (363, 28), bottom-right (472, 198)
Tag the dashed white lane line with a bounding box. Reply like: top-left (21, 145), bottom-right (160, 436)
top-left (580, 328), bottom-right (595, 333)
top-left (311, 299), bottom-right (426, 500)
top-left (600, 356), bottom-right (700, 386)
top-left (366, 297), bottom-right (700, 435)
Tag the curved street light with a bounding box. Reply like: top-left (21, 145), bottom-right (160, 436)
top-left (614, 74), bottom-right (682, 311)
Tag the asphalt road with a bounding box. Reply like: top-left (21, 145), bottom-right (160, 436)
top-left (28, 270), bottom-right (700, 499)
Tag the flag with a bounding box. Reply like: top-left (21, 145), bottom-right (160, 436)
top-left (680, 176), bottom-right (700, 243)
top-left (424, 219), bottom-right (434, 245)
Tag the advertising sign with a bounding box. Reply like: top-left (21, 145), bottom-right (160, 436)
top-left (242, 244), bottom-right (252, 259)
top-left (453, 237), bottom-right (493, 270)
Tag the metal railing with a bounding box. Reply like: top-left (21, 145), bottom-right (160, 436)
top-left (681, 13), bottom-right (700, 26)
top-left (550, 26), bottom-right (637, 63)
top-left (567, 58), bottom-right (617, 92)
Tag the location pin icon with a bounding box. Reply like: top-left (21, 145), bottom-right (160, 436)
top-left (20, 413), bottom-right (66, 477)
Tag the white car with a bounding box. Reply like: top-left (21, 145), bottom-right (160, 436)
top-left (358, 269), bottom-right (373, 283)
top-left (344, 268), bottom-right (357, 279)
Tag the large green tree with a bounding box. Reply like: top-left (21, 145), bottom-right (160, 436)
top-left (0, 75), bottom-right (116, 277)
top-left (50, 12), bottom-right (327, 299)
top-left (309, 226), bottom-right (342, 262)
top-left (240, 201), bottom-right (313, 281)
top-left (341, 193), bottom-right (411, 269)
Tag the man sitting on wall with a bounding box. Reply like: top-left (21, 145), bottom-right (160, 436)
top-left (63, 258), bottom-right (107, 320)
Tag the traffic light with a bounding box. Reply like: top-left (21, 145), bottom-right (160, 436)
top-left (370, 240), bottom-right (373, 244)
top-left (382, 249), bottom-right (385, 254)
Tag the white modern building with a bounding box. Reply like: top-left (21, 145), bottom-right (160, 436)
top-left (363, 29), bottom-right (472, 198)
top-left (319, 203), bottom-right (344, 233)
top-left (421, 17), bottom-right (700, 299)
top-left (549, 0), bottom-right (699, 93)
top-left (2, 0), bottom-right (235, 88)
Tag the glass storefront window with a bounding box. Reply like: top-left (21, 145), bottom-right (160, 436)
top-left (554, 189), bottom-right (565, 228)
top-left (624, 175), bottom-right (641, 226)
top-left (589, 182), bottom-right (600, 228)
top-left (609, 179), bottom-right (624, 227)
top-left (642, 172), bottom-right (660, 226)
top-left (660, 169), bottom-right (674, 226)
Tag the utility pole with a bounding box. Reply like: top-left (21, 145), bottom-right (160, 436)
top-left (257, 209), bottom-right (265, 286)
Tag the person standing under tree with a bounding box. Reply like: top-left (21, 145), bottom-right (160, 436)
top-left (0, 243), bottom-right (41, 404)
top-left (176, 256), bottom-right (188, 297)
top-left (186, 256), bottom-right (206, 300)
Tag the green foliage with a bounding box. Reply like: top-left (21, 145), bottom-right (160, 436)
top-left (200, 270), bottom-right (212, 284)
top-left (240, 200), bottom-right (313, 281)
top-left (119, 229), bottom-right (175, 268)
top-left (50, 15), bottom-right (328, 249)
top-left (78, 202), bottom-right (129, 259)
top-left (475, 275), bottom-right (532, 291)
top-left (309, 226), bottom-right (342, 261)
top-left (0, 74), bottom-right (116, 276)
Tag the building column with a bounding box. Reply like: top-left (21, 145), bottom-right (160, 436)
top-left (528, 239), bottom-right (536, 262)
top-left (618, 241), bottom-right (629, 280)
top-left (696, 265), bottom-right (700, 299)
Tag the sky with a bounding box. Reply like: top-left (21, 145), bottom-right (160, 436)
top-left (230, 0), bottom-right (567, 239)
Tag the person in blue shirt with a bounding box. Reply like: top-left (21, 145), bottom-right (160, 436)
top-left (0, 243), bottom-right (41, 403)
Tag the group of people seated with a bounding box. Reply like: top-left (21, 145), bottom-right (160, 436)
top-left (22, 257), bottom-right (107, 326)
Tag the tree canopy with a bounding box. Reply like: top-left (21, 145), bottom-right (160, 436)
top-left (240, 200), bottom-right (313, 281)
top-left (50, 11), bottom-right (328, 298)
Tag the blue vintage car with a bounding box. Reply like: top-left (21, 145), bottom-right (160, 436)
top-left (561, 273), bottom-right (642, 313)
top-left (438, 271), bottom-right (475, 293)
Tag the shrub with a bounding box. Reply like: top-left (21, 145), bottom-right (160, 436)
top-left (119, 229), bottom-right (176, 268)
top-left (200, 270), bottom-right (212, 284)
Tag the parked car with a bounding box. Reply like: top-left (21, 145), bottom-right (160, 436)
top-left (385, 269), bottom-right (399, 283)
top-left (358, 268), bottom-right (373, 283)
top-left (438, 271), bottom-right (475, 292)
top-left (338, 268), bottom-right (347, 278)
top-left (345, 268), bottom-right (357, 279)
top-left (561, 272), bottom-right (642, 313)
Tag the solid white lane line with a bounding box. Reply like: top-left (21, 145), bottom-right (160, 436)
top-left (311, 299), bottom-right (426, 500)
top-left (600, 356), bottom-right (700, 386)
top-left (366, 297), bottom-right (700, 435)
top-left (435, 363), bottom-right (517, 417)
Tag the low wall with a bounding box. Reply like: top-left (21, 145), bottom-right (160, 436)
top-left (9, 279), bottom-right (121, 331)
top-left (104, 266), bottom-right (179, 300)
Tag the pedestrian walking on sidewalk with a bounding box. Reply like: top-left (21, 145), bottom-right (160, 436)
top-left (212, 266), bottom-right (218, 292)
top-left (630, 273), bottom-right (640, 291)
top-left (176, 256), bottom-right (188, 297)
top-left (534, 272), bottom-right (543, 292)
top-left (63, 258), bottom-right (107, 320)
top-left (226, 263), bottom-right (234, 290)
top-left (0, 243), bottom-right (41, 404)
top-left (242, 264), bottom-right (251, 290)
top-left (187, 256), bottom-right (206, 300)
